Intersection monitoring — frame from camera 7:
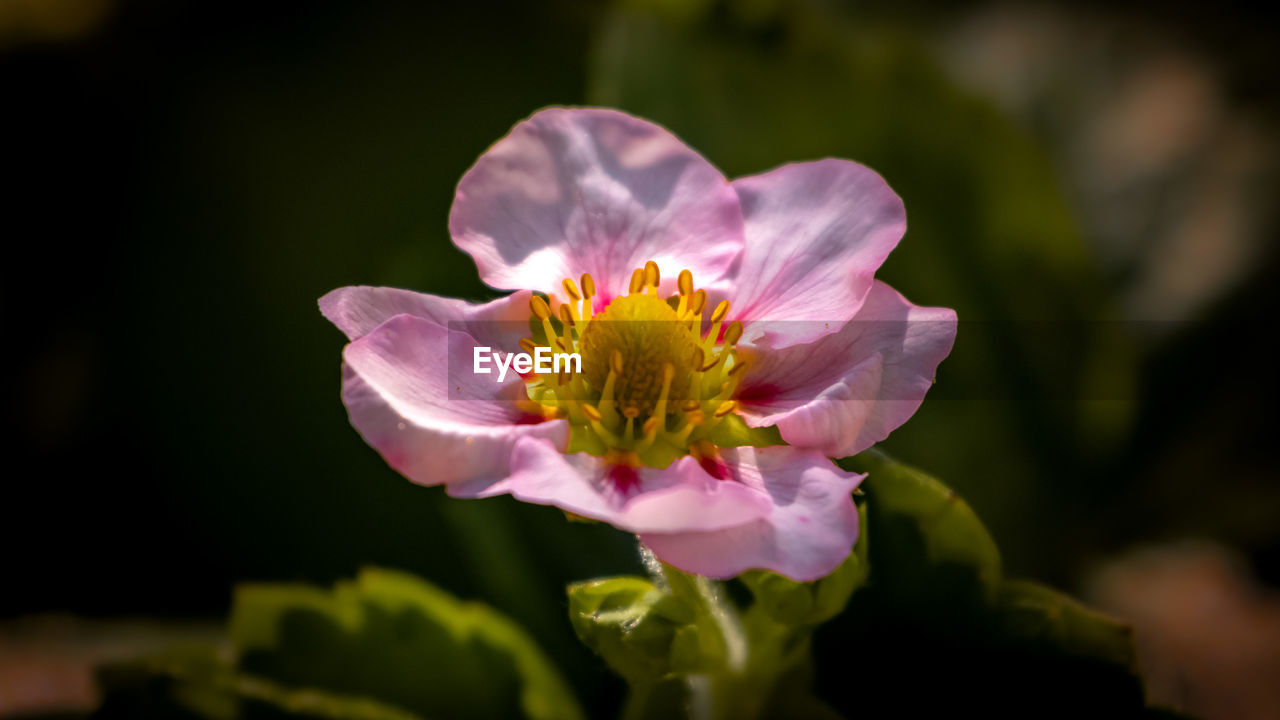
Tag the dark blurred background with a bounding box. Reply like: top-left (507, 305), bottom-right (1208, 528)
top-left (3, 1), bottom-right (1278, 718)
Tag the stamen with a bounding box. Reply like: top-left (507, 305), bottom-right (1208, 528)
top-left (628, 269), bottom-right (645, 295)
top-left (580, 273), bottom-right (596, 319)
top-left (518, 337), bottom-right (537, 356)
top-left (689, 289), bottom-right (707, 316)
top-left (723, 320), bottom-right (743, 347)
top-left (651, 363), bottom-right (675, 419)
top-left (530, 295), bottom-right (557, 345)
top-left (710, 300), bottom-right (729, 324)
top-left (622, 408), bottom-right (638, 442)
top-left (583, 403), bottom-right (620, 445)
top-left (704, 299), bottom-right (730, 351)
top-left (598, 350), bottom-right (622, 424)
top-left (714, 400), bottom-right (738, 418)
top-left (677, 269), bottom-right (693, 296)
top-left (644, 260), bottom-right (660, 292)
top-left (562, 278), bottom-right (580, 302)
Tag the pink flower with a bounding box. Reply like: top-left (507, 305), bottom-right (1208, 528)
top-left (321, 108), bottom-right (956, 581)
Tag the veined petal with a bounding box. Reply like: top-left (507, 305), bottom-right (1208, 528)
top-left (320, 285), bottom-right (532, 349)
top-left (728, 159), bottom-right (906, 347)
top-left (640, 446), bottom-right (864, 581)
top-left (460, 436), bottom-right (770, 535)
top-left (341, 314), bottom-right (568, 488)
top-left (736, 281), bottom-right (957, 458)
top-left (449, 107), bottom-right (743, 301)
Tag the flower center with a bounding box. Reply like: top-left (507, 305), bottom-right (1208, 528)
top-left (517, 261), bottom-right (750, 470)
top-left (579, 293), bottom-right (694, 418)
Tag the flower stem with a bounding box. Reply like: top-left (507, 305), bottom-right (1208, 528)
top-left (636, 541), bottom-right (751, 720)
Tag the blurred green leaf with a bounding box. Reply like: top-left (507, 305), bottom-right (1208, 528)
top-left (842, 449), bottom-right (1001, 604)
top-left (230, 568), bottom-right (583, 720)
top-left (97, 569), bottom-right (583, 720)
top-left (996, 579), bottom-right (1137, 673)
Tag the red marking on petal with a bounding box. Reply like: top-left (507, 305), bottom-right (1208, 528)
top-left (608, 463), bottom-right (640, 495)
top-left (736, 382), bottom-right (782, 403)
top-left (698, 453), bottom-right (731, 481)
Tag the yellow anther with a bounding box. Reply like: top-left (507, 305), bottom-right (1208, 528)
top-left (644, 260), bottom-right (660, 289)
top-left (710, 300), bottom-right (729, 324)
top-left (580, 273), bottom-right (595, 299)
top-left (530, 295), bottom-right (551, 320)
top-left (689, 289), bottom-right (707, 316)
top-left (610, 349), bottom-right (624, 375)
top-left (583, 404), bottom-right (603, 422)
top-left (623, 407), bottom-right (640, 419)
top-left (690, 346), bottom-right (705, 371)
top-left (558, 303), bottom-right (574, 327)
top-left (677, 269), bottom-right (693, 296)
top-left (723, 320), bottom-right (743, 346)
top-left (642, 416), bottom-right (660, 436)
top-left (562, 278), bottom-right (581, 301)
top-left (628, 268), bottom-right (645, 295)
top-left (728, 358), bottom-right (750, 377)
top-left (701, 353), bottom-right (722, 372)
top-left (682, 399), bottom-right (701, 412)
top-left (518, 338), bottom-right (537, 355)
top-left (714, 400), bottom-right (738, 418)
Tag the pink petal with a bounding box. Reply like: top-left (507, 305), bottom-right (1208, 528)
top-left (449, 107), bottom-right (743, 299)
top-left (728, 159), bottom-right (906, 348)
top-left (341, 314), bottom-right (567, 488)
top-left (640, 446), bottom-right (864, 581)
top-left (461, 436), bottom-right (770, 534)
top-left (320, 286), bottom-right (532, 349)
top-left (736, 281), bottom-right (957, 458)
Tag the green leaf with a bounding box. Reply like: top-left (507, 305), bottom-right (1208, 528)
top-left (229, 568), bottom-right (583, 720)
top-left (996, 579), bottom-right (1137, 673)
top-left (841, 449), bottom-right (1001, 604)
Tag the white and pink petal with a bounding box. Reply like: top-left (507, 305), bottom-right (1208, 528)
top-left (449, 107), bottom-right (744, 301)
top-left (640, 446), bottom-right (864, 581)
top-left (340, 314), bottom-right (567, 489)
top-left (320, 285), bottom-right (533, 350)
top-left (736, 281), bottom-right (957, 458)
top-left (728, 159), bottom-right (906, 348)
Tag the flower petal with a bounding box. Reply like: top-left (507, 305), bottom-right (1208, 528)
top-left (728, 159), bottom-right (906, 347)
top-left (449, 107), bottom-right (743, 300)
top-left (736, 281), bottom-right (957, 458)
top-left (320, 285), bottom-right (532, 349)
top-left (341, 314), bottom-right (567, 488)
top-left (640, 446), bottom-right (864, 581)
top-left (461, 436), bottom-right (770, 534)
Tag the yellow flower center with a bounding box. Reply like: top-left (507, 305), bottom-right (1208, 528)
top-left (518, 261), bottom-right (753, 470)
